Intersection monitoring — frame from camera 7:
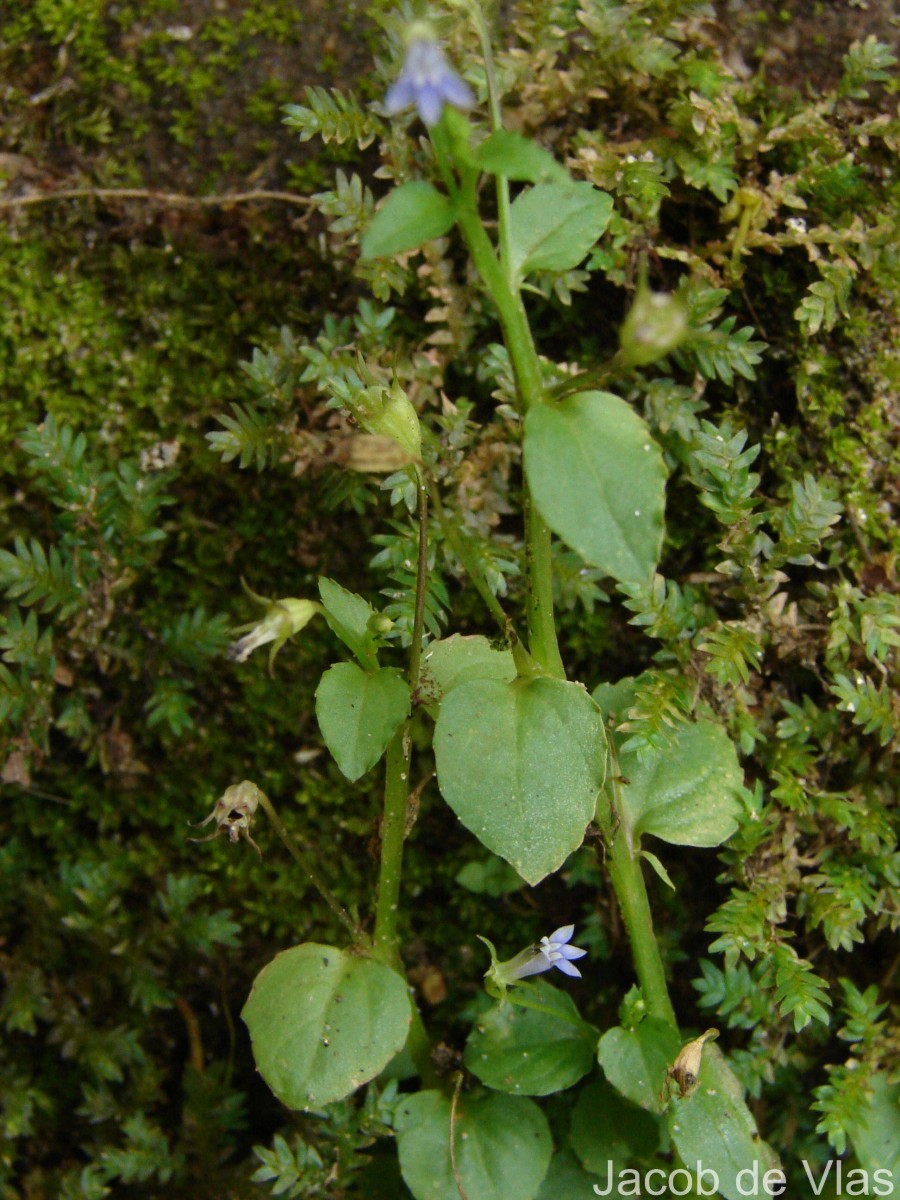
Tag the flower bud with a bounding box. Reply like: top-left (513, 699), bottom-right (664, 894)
top-left (619, 287), bottom-right (689, 367)
top-left (357, 383), bottom-right (422, 461)
top-left (368, 612), bottom-right (395, 636)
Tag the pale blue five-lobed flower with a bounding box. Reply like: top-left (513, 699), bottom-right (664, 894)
top-left (532, 924), bottom-right (588, 979)
top-left (495, 924), bottom-right (588, 985)
top-left (385, 29), bottom-right (474, 127)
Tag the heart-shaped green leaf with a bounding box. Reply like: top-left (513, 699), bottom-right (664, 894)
top-left (465, 979), bottom-right (597, 1096)
top-left (597, 1017), bottom-right (682, 1113)
top-left (316, 663), bottom-right (409, 781)
top-left (433, 676), bottom-right (606, 884)
top-left (395, 1089), bottom-right (552, 1200)
top-left (622, 720), bottom-right (743, 848)
top-left (242, 944), bottom-right (412, 1110)
top-left (361, 181), bottom-right (456, 259)
top-left (667, 1046), bottom-right (781, 1200)
top-left (525, 392), bottom-right (666, 586)
top-left (508, 182), bottom-right (613, 280)
top-left (475, 130), bottom-right (569, 184)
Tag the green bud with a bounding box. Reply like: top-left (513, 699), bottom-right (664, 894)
top-left (359, 383), bottom-right (422, 460)
top-left (368, 612), bottom-right (394, 636)
top-left (619, 287), bottom-right (689, 367)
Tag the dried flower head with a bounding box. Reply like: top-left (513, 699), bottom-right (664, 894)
top-left (662, 1028), bottom-right (720, 1103)
top-left (190, 780), bottom-right (263, 856)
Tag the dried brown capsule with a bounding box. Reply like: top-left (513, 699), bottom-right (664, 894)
top-left (662, 1028), bottom-right (720, 1103)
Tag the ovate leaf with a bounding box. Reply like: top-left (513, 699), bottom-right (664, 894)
top-left (433, 676), bottom-right (606, 884)
top-left (617, 720), bottom-right (743, 848)
top-left (318, 577), bottom-right (379, 670)
top-left (597, 1018), bottom-right (681, 1114)
top-left (361, 181), bottom-right (455, 259)
top-left (475, 130), bottom-right (568, 184)
top-left (667, 1046), bottom-right (781, 1200)
top-left (316, 663), bottom-right (410, 780)
top-left (395, 1089), bottom-right (552, 1200)
top-left (525, 392), bottom-right (666, 586)
top-left (465, 979), bottom-right (597, 1096)
top-left (508, 183), bottom-right (613, 281)
top-left (242, 944), bottom-right (412, 1110)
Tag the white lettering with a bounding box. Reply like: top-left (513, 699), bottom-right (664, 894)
top-left (619, 1168), bottom-right (642, 1195)
top-left (873, 1169), bottom-right (894, 1196)
top-left (803, 1159), bottom-right (834, 1196)
top-left (670, 1168), bottom-right (693, 1196)
top-left (846, 1168), bottom-right (869, 1196)
top-left (697, 1162), bottom-right (720, 1196)
top-left (593, 1162), bottom-right (615, 1196)
top-left (644, 1169), bottom-right (667, 1196)
top-left (737, 1163), bottom-right (759, 1195)
top-left (763, 1169), bottom-right (787, 1196)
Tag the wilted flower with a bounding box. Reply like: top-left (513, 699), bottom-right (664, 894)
top-left (385, 22), bottom-right (473, 127)
top-left (227, 585), bottom-right (321, 671)
top-left (481, 925), bottom-right (588, 996)
top-left (662, 1028), bottom-right (719, 1103)
top-left (189, 780), bottom-right (263, 856)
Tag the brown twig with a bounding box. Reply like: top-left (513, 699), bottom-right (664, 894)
top-left (0, 186), bottom-right (314, 215)
top-left (174, 996), bottom-right (205, 1074)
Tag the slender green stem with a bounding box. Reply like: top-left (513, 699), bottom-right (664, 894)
top-left (255, 791), bottom-right (362, 944)
top-left (455, 209), bottom-right (543, 403)
top-left (369, 485), bottom-right (439, 1083)
top-left (453, 208), bottom-right (564, 675)
top-left (603, 750), bottom-right (678, 1029)
top-left (374, 742), bottom-right (412, 967)
top-left (468, 0), bottom-right (511, 270)
top-left (524, 494), bottom-right (566, 678)
top-left (373, 728), bottom-right (438, 1086)
top-left (375, 476), bottom-right (432, 964)
top-left (408, 473), bottom-right (429, 690)
top-left (432, 77), bottom-right (564, 676)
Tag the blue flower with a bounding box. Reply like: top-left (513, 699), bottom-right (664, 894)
top-left (385, 26), bottom-right (474, 127)
top-left (483, 925), bottom-right (588, 994)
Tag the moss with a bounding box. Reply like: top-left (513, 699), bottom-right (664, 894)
top-left (2, 0), bottom-right (898, 1192)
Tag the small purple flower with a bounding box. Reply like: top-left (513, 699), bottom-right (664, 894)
top-left (525, 925), bottom-right (588, 979)
top-left (385, 26), bottom-right (474, 127)
top-left (483, 925), bottom-right (588, 994)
